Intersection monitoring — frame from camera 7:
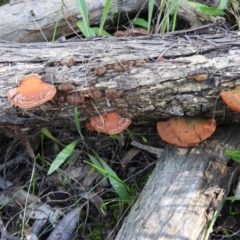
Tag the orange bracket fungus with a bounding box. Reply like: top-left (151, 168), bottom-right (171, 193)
top-left (7, 75), bottom-right (57, 109)
top-left (220, 86), bottom-right (240, 112)
top-left (186, 73), bottom-right (208, 82)
top-left (157, 117), bottom-right (216, 147)
top-left (90, 112), bottom-right (132, 135)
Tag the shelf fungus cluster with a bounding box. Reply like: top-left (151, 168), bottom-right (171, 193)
top-left (157, 117), bottom-right (216, 147)
top-left (56, 85), bottom-right (124, 105)
top-left (85, 112), bottom-right (132, 135)
top-left (156, 86), bottom-right (240, 147)
top-left (93, 58), bottom-right (147, 76)
top-left (8, 75), bottom-right (126, 109)
top-left (63, 90), bottom-right (103, 105)
top-left (7, 75), bottom-right (57, 109)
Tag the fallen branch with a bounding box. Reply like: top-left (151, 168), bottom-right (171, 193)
top-left (0, 28), bottom-right (240, 128)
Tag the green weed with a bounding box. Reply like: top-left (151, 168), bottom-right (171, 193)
top-left (75, 0), bottom-right (111, 37)
top-left (225, 150), bottom-right (240, 162)
top-left (85, 151), bottom-right (131, 201)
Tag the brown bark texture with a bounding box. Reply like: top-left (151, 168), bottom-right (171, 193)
top-left (115, 124), bottom-right (240, 240)
top-left (1, 29), bottom-right (240, 128)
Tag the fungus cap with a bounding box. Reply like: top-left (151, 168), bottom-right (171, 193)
top-left (7, 75), bottom-right (56, 109)
top-left (220, 86), bottom-right (240, 112)
top-left (85, 122), bottom-right (96, 131)
top-left (90, 112), bottom-right (131, 135)
top-left (157, 117), bottom-right (216, 147)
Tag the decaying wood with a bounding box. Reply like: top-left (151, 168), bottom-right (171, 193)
top-left (1, 29), bottom-right (240, 127)
top-left (115, 124), bottom-right (240, 240)
top-left (0, 0), bottom-right (148, 42)
top-left (0, 0), bottom-right (224, 43)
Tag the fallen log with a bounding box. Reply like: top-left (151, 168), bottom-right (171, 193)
top-left (115, 123), bottom-right (240, 240)
top-left (0, 0), bottom-right (222, 43)
top-left (1, 29), bottom-right (240, 127)
top-left (0, 0), bottom-right (149, 42)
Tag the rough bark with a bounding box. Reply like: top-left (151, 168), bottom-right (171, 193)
top-left (1, 29), bottom-right (240, 127)
top-left (115, 124), bottom-right (240, 240)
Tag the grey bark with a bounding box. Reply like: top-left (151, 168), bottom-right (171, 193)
top-left (0, 0), bottom-right (147, 43)
top-left (0, 0), bottom-right (224, 43)
top-left (1, 29), bottom-right (240, 127)
top-left (115, 123), bottom-right (240, 240)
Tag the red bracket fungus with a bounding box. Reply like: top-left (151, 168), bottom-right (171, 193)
top-left (90, 112), bottom-right (132, 135)
top-left (157, 117), bottom-right (216, 147)
top-left (7, 75), bottom-right (57, 109)
top-left (220, 86), bottom-right (240, 112)
top-left (85, 121), bottom-right (96, 131)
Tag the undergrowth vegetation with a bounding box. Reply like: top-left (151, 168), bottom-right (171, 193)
top-left (0, 107), bottom-right (158, 239)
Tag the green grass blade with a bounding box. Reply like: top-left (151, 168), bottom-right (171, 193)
top-left (225, 196), bottom-right (240, 201)
top-left (76, 21), bottom-right (96, 37)
top-left (218, 0), bottom-right (227, 10)
top-left (195, 5), bottom-right (225, 15)
top-left (86, 153), bottom-right (130, 201)
top-left (141, 136), bottom-right (148, 143)
top-left (86, 153), bottom-right (105, 173)
top-left (148, 0), bottom-right (155, 33)
top-left (74, 107), bottom-right (83, 138)
top-left (186, 1), bottom-right (225, 15)
top-left (157, 0), bottom-right (181, 33)
top-left (84, 160), bottom-right (109, 176)
top-left (52, 3), bottom-right (63, 41)
top-left (204, 199), bottom-right (224, 240)
top-left (47, 140), bottom-right (78, 175)
top-left (225, 151), bottom-right (240, 162)
top-left (171, 3), bottom-right (179, 32)
top-left (91, 27), bottom-right (111, 37)
top-left (94, 153), bottom-right (130, 201)
top-left (75, 0), bottom-right (96, 37)
top-left (41, 128), bottom-right (63, 146)
top-left (133, 18), bottom-right (148, 28)
top-left (99, 0), bottom-right (112, 35)
top-left (75, 0), bottom-right (89, 26)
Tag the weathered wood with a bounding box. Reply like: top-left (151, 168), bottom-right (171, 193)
top-left (1, 30), bottom-right (240, 127)
top-left (0, 0), bottom-right (223, 43)
top-left (115, 124), bottom-right (240, 240)
top-left (0, 0), bottom-right (147, 42)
